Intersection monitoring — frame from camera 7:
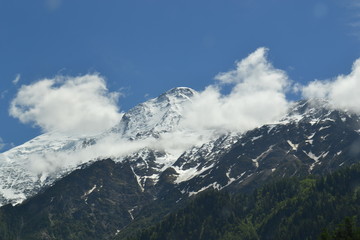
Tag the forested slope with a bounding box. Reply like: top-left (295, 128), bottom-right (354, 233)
top-left (125, 164), bottom-right (360, 240)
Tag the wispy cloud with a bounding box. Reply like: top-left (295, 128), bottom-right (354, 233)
top-left (12, 74), bottom-right (20, 85)
top-left (312, 3), bottom-right (329, 19)
top-left (10, 74), bottom-right (123, 135)
top-left (0, 138), bottom-right (5, 151)
top-left (346, 0), bottom-right (360, 39)
top-left (0, 90), bottom-right (8, 99)
top-left (45, 0), bottom-right (62, 11)
top-left (24, 130), bottom-right (206, 175)
top-left (0, 138), bottom-right (14, 152)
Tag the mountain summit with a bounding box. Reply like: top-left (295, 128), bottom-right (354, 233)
top-left (111, 87), bottom-right (197, 138)
top-left (0, 87), bottom-right (198, 206)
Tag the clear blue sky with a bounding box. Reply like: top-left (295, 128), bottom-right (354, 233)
top-left (1, 0), bottom-right (360, 150)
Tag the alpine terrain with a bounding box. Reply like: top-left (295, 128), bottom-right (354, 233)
top-left (0, 87), bottom-right (360, 239)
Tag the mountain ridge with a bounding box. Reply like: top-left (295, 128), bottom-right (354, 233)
top-left (0, 87), bottom-right (360, 239)
top-left (0, 87), bottom-right (360, 208)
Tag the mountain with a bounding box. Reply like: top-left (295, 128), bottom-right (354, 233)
top-left (0, 132), bottom-right (86, 205)
top-left (173, 99), bottom-right (360, 195)
top-left (111, 87), bottom-right (197, 138)
top-left (0, 87), bottom-right (360, 239)
top-left (0, 87), bottom-right (201, 206)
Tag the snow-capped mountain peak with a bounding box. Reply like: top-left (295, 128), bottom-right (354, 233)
top-left (280, 98), bottom-right (357, 124)
top-left (111, 87), bottom-right (197, 139)
top-left (0, 87), bottom-right (198, 206)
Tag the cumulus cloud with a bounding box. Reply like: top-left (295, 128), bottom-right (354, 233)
top-left (181, 47), bottom-right (291, 133)
top-left (302, 58), bottom-right (360, 113)
top-left (10, 74), bottom-right (122, 135)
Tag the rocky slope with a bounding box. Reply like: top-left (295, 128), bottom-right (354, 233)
top-left (172, 99), bottom-right (360, 195)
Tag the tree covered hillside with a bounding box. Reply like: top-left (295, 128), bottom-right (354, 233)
top-left (125, 164), bottom-right (360, 240)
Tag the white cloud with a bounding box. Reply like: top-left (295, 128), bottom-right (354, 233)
top-left (302, 58), bottom-right (360, 113)
top-left (25, 130), bottom-right (206, 175)
top-left (12, 74), bottom-right (21, 85)
top-left (10, 74), bottom-right (122, 135)
top-left (181, 47), bottom-right (291, 133)
top-left (26, 134), bottom-right (151, 174)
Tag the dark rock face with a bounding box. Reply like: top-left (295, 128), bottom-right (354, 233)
top-left (0, 159), bottom-right (153, 240)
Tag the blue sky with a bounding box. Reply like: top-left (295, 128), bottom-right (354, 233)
top-left (1, 0), bottom-right (360, 150)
